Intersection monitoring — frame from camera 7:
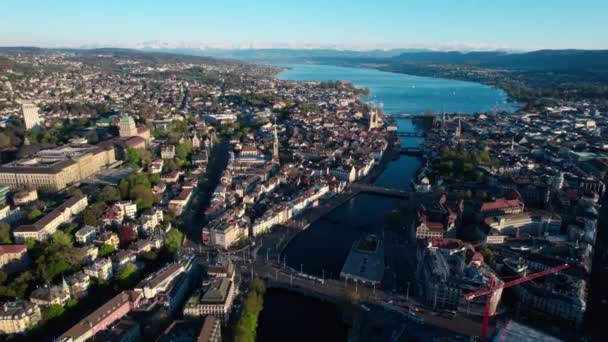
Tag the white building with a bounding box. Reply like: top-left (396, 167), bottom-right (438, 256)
top-left (22, 103), bottom-right (41, 130)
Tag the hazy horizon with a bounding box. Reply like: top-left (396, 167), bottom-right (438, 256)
top-left (2, 0), bottom-right (607, 51)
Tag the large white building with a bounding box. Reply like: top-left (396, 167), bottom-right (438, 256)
top-left (22, 103), bottom-right (41, 130)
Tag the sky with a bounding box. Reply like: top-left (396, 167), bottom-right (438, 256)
top-left (2, 0), bottom-right (607, 51)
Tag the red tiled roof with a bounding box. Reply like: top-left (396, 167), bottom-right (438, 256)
top-left (0, 245), bottom-right (27, 255)
top-left (480, 198), bottom-right (522, 212)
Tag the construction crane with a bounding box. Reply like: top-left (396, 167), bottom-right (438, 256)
top-left (463, 263), bottom-right (571, 340)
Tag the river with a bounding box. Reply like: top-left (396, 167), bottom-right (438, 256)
top-left (258, 64), bottom-right (514, 341)
top-left (279, 63), bottom-right (513, 277)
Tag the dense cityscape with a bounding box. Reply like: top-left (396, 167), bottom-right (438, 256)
top-left (1, 2), bottom-right (608, 341)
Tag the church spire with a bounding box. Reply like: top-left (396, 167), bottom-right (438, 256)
top-left (272, 124), bottom-right (280, 164)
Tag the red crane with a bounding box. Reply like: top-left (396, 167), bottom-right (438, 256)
top-left (463, 263), bottom-right (571, 339)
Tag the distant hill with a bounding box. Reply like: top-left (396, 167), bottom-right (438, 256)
top-left (393, 49), bottom-right (608, 72)
top-left (141, 48), bottom-right (422, 62)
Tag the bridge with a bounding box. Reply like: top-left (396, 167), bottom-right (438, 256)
top-left (350, 184), bottom-right (413, 199)
top-left (237, 260), bottom-right (485, 337)
top-left (240, 260), bottom-right (388, 304)
top-left (399, 147), bottom-right (423, 156)
top-left (388, 114), bottom-right (437, 120)
top-left (395, 131), bottom-right (425, 138)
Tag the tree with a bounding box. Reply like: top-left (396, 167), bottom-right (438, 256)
top-left (116, 263), bottom-right (138, 288)
top-left (175, 141), bottom-right (193, 160)
top-left (98, 243), bottom-right (116, 257)
top-left (165, 229), bottom-right (183, 255)
top-left (0, 132), bottom-right (11, 147)
top-left (0, 223), bottom-right (12, 244)
top-left (86, 130), bottom-right (99, 144)
top-left (233, 278), bottom-right (266, 342)
top-left (50, 231), bottom-right (73, 250)
top-left (81, 202), bottom-right (107, 226)
top-left (43, 304), bottom-right (65, 321)
top-left (142, 250), bottom-right (158, 261)
top-left (119, 173), bottom-right (153, 200)
top-left (130, 184), bottom-right (155, 209)
top-left (117, 263), bottom-right (137, 280)
top-left (126, 148), bottom-right (141, 168)
top-left (27, 209), bottom-right (43, 222)
top-left (98, 185), bottom-right (121, 203)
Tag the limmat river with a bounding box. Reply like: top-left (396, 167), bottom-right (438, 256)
top-left (258, 64), bottom-right (515, 341)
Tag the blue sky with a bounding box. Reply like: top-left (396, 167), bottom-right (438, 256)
top-left (2, 0), bottom-right (607, 50)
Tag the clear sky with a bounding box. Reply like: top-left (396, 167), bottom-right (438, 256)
top-left (2, 0), bottom-right (607, 50)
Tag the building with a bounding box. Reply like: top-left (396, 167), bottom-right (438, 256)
top-left (21, 102), bottom-right (41, 130)
top-left (13, 194), bottom-right (88, 242)
top-left (0, 145), bottom-right (116, 191)
top-left (0, 186), bottom-right (9, 206)
top-left (202, 113), bottom-right (237, 125)
top-left (161, 145), bottom-right (175, 159)
top-left (66, 271), bottom-right (91, 299)
top-left (93, 232), bottom-right (120, 248)
top-left (29, 280), bottom-right (71, 307)
top-left (0, 245), bottom-right (29, 273)
top-left (478, 197), bottom-right (524, 219)
top-left (169, 188), bottom-right (193, 215)
top-left (251, 204), bottom-right (292, 237)
top-left (96, 318), bottom-right (140, 342)
top-left (58, 291), bottom-right (142, 342)
top-left (114, 201), bottom-right (137, 220)
top-left (340, 235), bottom-right (384, 286)
top-left (183, 277), bottom-right (236, 323)
top-left (0, 301), bottom-right (41, 335)
top-left (202, 209), bottom-right (249, 249)
top-left (483, 212), bottom-right (562, 240)
top-left (75, 225), bottom-right (98, 245)
top-left (119, 114), bottom-right (138, 137)
top-left (12, 189), bottom-right (38, 206)
top-left (413, 196), bottom-right (463, 240)
top-left (139, 208), bottom-right (164, 235)
top-left (83, 257), bottom-right (113, 281)
top-left (416, 238), bottom-right (503, 315)
top-left (198, 316), bottom-right (222, 342)
top-left (135, 257), bottom-right (195, 314)
top-left (503, 260), bottom-right (586, 327)
top-left (492, 320), bottom-right (562, 342)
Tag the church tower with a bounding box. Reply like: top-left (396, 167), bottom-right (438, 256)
top-left (272, 125), bottom-right (280, 164)
top-left (368, 108), bottom-right (382, 131)
top-left (455, 119), bottom-right (462, 139)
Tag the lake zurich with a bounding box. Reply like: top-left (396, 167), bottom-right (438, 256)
top-left (277, 63), bottom-right (515, 114)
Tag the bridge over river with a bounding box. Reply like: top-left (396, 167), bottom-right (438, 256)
top-left (236, 259), bottom-right (484, 337)
top-left (350, 183), bottom-right (414, 199)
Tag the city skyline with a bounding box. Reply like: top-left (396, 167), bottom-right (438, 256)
top-left (2, 0), bottom-right (608, 51)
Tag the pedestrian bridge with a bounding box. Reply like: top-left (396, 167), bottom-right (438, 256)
top-left (350, 184), bottom-right (412, 199)
top-left (399, 148), bottom-right (423, 156)
top-left (395, 131), bottom-right (425, 138)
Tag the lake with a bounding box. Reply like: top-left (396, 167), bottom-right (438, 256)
top-left (277, 63), bottom-right (516, 114)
